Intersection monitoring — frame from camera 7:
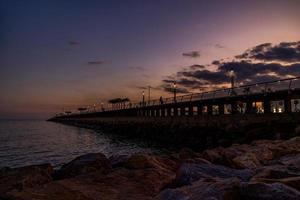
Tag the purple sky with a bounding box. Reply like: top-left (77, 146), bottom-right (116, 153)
top-left (1, 0), bottom-right (300, 119)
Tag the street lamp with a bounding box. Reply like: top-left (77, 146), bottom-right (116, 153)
top-left (148, 85), bottom-right (151, 104)
top-left (142, 90), bottom-right (145, 106)
top-left (173, 82), bottom-right (177, 102)
top-left (228, 68), bottom-right (237, 96)
top-left (228, 68), bottom-right (236, 89)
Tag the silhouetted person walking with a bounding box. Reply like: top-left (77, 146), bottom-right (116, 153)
top-left (159, 96), bottom-right (164, 105)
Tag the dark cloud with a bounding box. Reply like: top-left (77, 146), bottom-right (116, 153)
top-left (189, 64), bottom-right (205, 70)
top-left (68, 41), bottom-right (79, 46)
top-left (212, 60), bottom-right (220, 65)
top-left (236, 41), bottom-right (300, 62)
top-left (182, 51), bottom-right (200, 58)
top-left (162, 41), bottom-right (300, 92)
top-left (163, 85), bottom-right (189, 94)
top-left (87, 61), bottom-right (104, 65)
top-left (215, 44), bottom-right (225, 49)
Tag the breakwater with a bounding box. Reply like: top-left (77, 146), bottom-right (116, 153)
top-left (49, 113), bottom-right (300, 150)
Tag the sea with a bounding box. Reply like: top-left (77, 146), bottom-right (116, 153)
top-left (0, 120), bottom-right (163, 168)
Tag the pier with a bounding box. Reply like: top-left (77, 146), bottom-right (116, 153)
top-left (51, 76), bottom-right (300, 119)
top-left (48, 77), bottom-right (300, 150)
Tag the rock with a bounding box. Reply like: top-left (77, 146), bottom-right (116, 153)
top-left (120, 154), bottom-right (179, 172)
top-left (252, 177), bottom-right (300, 191)
top-left (0, 164), bottom-right (53, 195)
top-left (5, 154), bottom-right (178, 200)
top-left (156, 178), bottom-right (240, 200)
top-left (177, 148), bottom-right (202, 161)
top-left (232, 152), bottom-right (261, 169)
top-left (252, 165), bottom-right (300, 180)
top-left (55, 153), bottom-right (112, 179)
top-left (174, 163), bottom-right (254, 186)
top-left (201, 137), bottom-right (300, 169)
top-left (109, 154), bottom-right (131, 168)
top-left (240, 182), bottom-right (300, 200)
top-left (277, 154), bottom-right (300, 170)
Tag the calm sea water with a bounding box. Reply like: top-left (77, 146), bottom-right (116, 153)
top-left (0, 120), bottom-right (162, 168)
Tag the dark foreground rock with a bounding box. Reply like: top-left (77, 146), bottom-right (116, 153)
top-left (0, 164), bottom-right (53, 194)
top-left (240, 182), bottom-right (300, 200)
top-left (54, 153), bottom-right (112, 179)
top-left (173, 163), bottom-right (254, 186)
top-left (1, 137), bottom-right (300, 200)
top-left (156, 178), bottom-right (241, 200)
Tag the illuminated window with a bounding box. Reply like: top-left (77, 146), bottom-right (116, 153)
top-left (165, 109), bottom-right (168, 117)
top-left (252, 102), bottom-right (264, 113)
top-left (202, 106), bottom-right (208, 114)
top-left (291, 99), bottom-right (300, 112)
top-left (171, 108), bottom-right (174, 116)
top-left (193, 106), bottom-right (198, 115)
top-left (185, 107), bottom-right (189, 115)
top-left (270, 100), bottom-right (285, 113)
top-left (237, 101), bottom-right (247, 114)
top-left (224, 104), bottom-right (232, 114)
top-left (212, 105), bottom-right (219, 115)
top-left (177, 108), bottom-right (181, 116)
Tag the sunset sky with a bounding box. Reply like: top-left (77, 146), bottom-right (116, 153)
top-left (1, 0), bottom-right (300, 119)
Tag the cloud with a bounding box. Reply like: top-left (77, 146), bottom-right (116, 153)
top-left (189, 64), bottom-right (205, 70)
top-left (212, 60), bottom-right (220, 65)
top-left (162, 85), bottom-right (189, 94)
top-left (68, 41), bottom-right (79, 46)
top-left (128, 66), bottom-right (145, 71)
top-left (236, 41), bottom-right (300, 62)
top-left (182, 51), bottom-right (200, 58)
top-left (215, 44), bottom-right (225, 49)
top-left (162, 41), bottom-right (300, 92)
top-left (87, 61), bottom-right (105, 65)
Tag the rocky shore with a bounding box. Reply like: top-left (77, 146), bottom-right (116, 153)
top-left (1, 137), bottom-right (300, 200)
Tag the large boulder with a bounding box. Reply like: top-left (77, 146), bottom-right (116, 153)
top-left (201, 137), bottom-right (300, 169)
top-left (120, 154), bottom-right (179, 172)
top-left (55, 153), bottom-right (112, 179)
top-left (0, 164), bottom-right (53, 195)
top-left (240, 182), bottom-right (300, 200)
top-left (156, 178), bottom-right (240, 200)
top-left (277, 154), bottom-right (300, 170)
top-left (5, 154), bottom-right (178, 200)
top-left (173, 163), bottom-right (254, 186)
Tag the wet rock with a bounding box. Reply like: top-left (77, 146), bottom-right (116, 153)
top-left (0, 164), bottom-right (53, 195)
top-left (174, 163), bottom-right (254, 186)
top-left (240, 182), bottom-right (300, 200)
top-left (156, 178), bottom-right (240, 200)
top-left (55, 153), bottom-right (112, 179)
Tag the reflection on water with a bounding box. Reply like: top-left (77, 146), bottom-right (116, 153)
top-left (0, 120), bottom-right (163, 168)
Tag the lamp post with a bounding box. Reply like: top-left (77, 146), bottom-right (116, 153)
top-left (173, 82), bottom-right (177, 102)
top-left (228, 68), bottom-right (235, 89)
top-left (148, 85), bottom-right (151, 104)
top-left (228, 68), bottom-right (237, 96)
top-left (100, 102), bottom-right (104, 111)
top-left (142, 90), bottom-right (145, 106)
